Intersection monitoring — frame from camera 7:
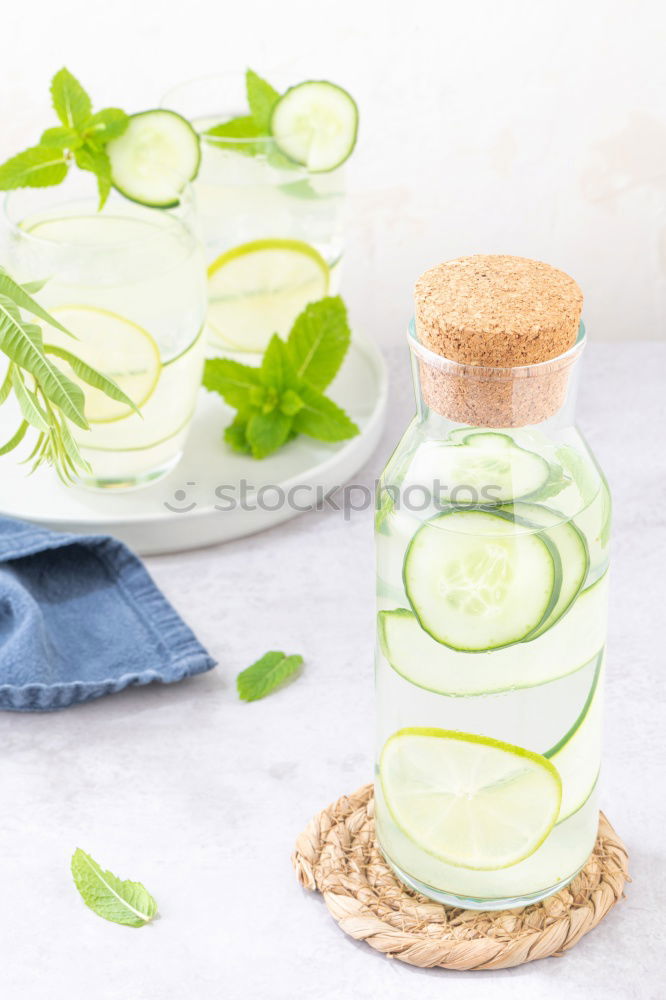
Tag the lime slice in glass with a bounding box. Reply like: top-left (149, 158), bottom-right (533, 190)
top-left (380, 728), bottom-right (562, 871)
top-left (46, 306), bottom-right (161, 423)
top-left (206, 238), bottom-right (329, 352)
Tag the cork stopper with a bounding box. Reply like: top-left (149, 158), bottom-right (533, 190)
top-left (413, 255), bottom-right (584, 427)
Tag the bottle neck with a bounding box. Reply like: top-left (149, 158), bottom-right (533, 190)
top-left (409, 319), bottom-right (586, 435)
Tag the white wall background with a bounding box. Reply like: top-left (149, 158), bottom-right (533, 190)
top-left (3, 0), bottom-right (666, 343)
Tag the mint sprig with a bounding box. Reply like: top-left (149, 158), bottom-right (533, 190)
top-left (204, 69), bottom-right (277, 151)
top-left (203, 296), bottom-right (359, 459)
top-left (0, 68), bottom-right (128, 208)
top-left (71, 849), bottom-right (158, 927)
top-left (237, 651), bottom-right (304, 701)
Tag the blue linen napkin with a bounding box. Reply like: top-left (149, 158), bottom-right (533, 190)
top-left (0, 515), bottom-right (216, 711)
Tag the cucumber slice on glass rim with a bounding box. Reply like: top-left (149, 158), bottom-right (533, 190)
top-left (270, 81), bottom-right (359, 172)
top-left (107, 110), bottom-right (201, 208)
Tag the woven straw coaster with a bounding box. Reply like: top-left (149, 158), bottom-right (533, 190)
top-left (293, 783), bottom-right (629, 971)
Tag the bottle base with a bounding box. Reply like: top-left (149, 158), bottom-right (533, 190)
top-left (382, 849), bottom-right (583, 911)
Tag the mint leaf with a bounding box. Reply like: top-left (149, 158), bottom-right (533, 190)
top-left (224, 413), bottom-right (252, 454)
top-left (51, 68), bottom-right (92, 130)
top-left (286, 296), bottom-right (351, 391)
top-left (84, 108), bottom-right (129, 143)
top-left (75, 144), bottom-right (112, 208)
top-left (204, 116), bottom-right (262, 155)
top-left (203, 358), bottom-right (262, 408)
top-left (71, 849), bottom-right (158, 927)
top-left (260, 334), bottom-right (297, 392)
top-left (246, 409), bottom-right (293, 458)
top-left (293, 383), bottom-right (359, 442)
top-left (280, 388), bottom-right (304, 416)
top-left (40, 126), bottom-right (82, 150)
top-left (0, 146), bottom-right (68, 190)
top-left (237, 650), bottom-right (303, 701)
top-left (246, 69), bottom-right (280, 133)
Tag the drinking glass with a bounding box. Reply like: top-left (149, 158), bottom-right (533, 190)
top-left (162, 74), bottom-right (345, 353)
top-left (4, 175), bottom-right (207, 490)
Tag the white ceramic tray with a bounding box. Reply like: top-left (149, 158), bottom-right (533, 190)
top-left (0, 336), bottom-right (388, 555)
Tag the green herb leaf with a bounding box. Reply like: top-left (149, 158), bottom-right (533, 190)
top-left (0, 419), bottom-right (28, 455)
top-left (0, 299), bottom-right (87, 428)
top-left (0, 268), bottom-right (74, 335)
top-left (237, 650), bottom-right (303, 701)
top-left (204, 116), bottom-right (262, 156)
top-left (223, 413), bottom-right (253, 454)
top-left (0, 145), bottom-right (69, 190)
top-left (246, 69), bottom-right (280, 133)
top-left (203, 357), bottom-right (262, 408)
top-left (10, 367), bottom-right (50, 431)
top-left (286, 296), bottom-right (350, 391)
top-left (260, 334), bottom-right (297, 392)
top-left (84, 108), bottom-right (129, 143)
top-left (44, 344), bottom-right (137, 413)
top-left (40, 126), bottom-right (82, 150)
top-left (71, 849), bottom-right (158, 927)
top-left (280, 388), bottom-right (304, 416)
top-left (246, 409), bottom-right (293, 458)
top-left (51, 68), bottom-right (92, 130)
top-left (292, 383), bottom-right (359, 442)
top-left (75, 144), bottom-right (112, 209)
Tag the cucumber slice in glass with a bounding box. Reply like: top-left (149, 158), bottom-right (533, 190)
top-left (403, 508), bottom-right (559, 651)
top-left (380, 728), bottom-right (562, 870)
top-left (107, 110), bottom-right (201, 208)
top-left (270, 81), bottom-right (359, 172)
top-left (498, 502), bottom-right (589, 639)
top-left (379, 572), bottom-right (608, 696)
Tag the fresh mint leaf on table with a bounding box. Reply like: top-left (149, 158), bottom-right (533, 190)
top-left (237, 651), bottom-right (304, 701)
top-left (71, 849), bottom-right (158, 927)
top-left (0, 67), bottom-right (129, 208)
top-left (0, 266), bottom-right (136, 483)
top-left (203, 295), bottom-right (360, 460)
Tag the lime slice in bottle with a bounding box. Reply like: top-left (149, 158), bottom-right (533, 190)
top-left (207, 238), bottom-right (330, 352)
top-left (380, 728), bottom-right (562, 871)
top-left (270, 81), bottom-right (359, 172)
top-left (46, 306), bottom-right (161, 423)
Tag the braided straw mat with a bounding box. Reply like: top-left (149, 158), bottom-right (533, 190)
top-left (293, 783), bottom-right (629, 971)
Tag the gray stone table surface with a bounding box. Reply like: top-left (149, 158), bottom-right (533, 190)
top-left (2, 342), bottom-right (665, 1000)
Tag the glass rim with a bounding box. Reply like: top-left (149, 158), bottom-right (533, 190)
top-left (3, 180), bottom-right (197, 251)
top-left (407, 318), bottom-right (586, 379)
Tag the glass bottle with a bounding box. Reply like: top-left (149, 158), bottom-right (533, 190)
top-left (374, 258), bottom-right (611, 909)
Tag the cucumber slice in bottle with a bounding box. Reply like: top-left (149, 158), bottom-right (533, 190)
top-left (405, 435), bottom-right (550, 505)
top-left (546, 653), bottom-right (604, 821)
top-left (380, 728), bottom-right (562, 870)
top-left (107, 110), bottom-right (201, 208)
top-left (269, 81), bottom-right (359, 172)
top-left (403, 508), bottom-right (559, 651)
top-left (379, 572), bottom-right (608, 696)
top-left (499, 502), bottom-right (589, 639)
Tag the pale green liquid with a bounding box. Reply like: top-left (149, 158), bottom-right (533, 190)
top-left (192, 119), bottom-right (344, 350)
top-left (375, 427), bottom-right (611, 906)
top-left (18, 208), bottom-right (206, 489)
